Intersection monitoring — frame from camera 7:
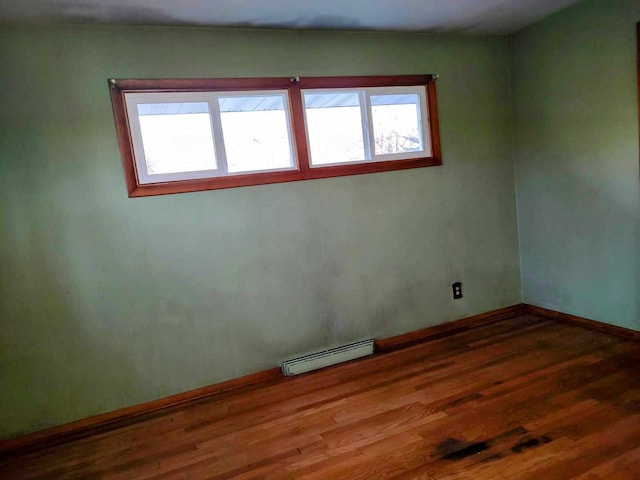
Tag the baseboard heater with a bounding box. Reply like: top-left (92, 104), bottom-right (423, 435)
top-left (281, 339), bottom-right (375, 376)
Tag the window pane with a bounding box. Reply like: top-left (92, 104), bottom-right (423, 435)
top-left (137, 102), bottom-right (217, 175)
top-left (371, 94), bottom-right (424, 156)
top-left (304, 92), bottom-right (365, 165)
top-left (219, 95), bottom-right (293, 173)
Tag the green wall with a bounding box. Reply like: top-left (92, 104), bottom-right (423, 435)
top-left (0, 25), bottom-right (520, 438)
top-left (511, 0), bottom-right (640, 329)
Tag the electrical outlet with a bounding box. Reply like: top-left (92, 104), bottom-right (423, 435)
top-left (452, 282), bottom-right (463, 299)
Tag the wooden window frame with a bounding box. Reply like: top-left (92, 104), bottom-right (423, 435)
top-left (109, 75), bottom-right (441, 197)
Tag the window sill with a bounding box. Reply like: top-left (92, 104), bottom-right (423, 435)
top-left (127, 156), bottom-right (441, 197)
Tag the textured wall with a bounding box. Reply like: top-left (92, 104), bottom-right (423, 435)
top-left (511, 0), bottom-right (640, 328)
top-left (0, 25), bottom-right (520, 438)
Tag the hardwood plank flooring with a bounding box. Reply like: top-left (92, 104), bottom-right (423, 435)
top-left (2, 314), bottom-right (639, 479)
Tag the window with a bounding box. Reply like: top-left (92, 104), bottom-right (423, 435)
top-left (125, 91), bottom-right (296, 184)
top-left (109, 76), bottom-right (441, 196)
top-left (303, 86), bottom-right (430, 166)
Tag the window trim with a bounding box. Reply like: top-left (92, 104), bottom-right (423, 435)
top-left (109, 75), bottom-right (441, 197)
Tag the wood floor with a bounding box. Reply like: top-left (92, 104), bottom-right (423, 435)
top-left (2, 314), bottom-right (640, 479)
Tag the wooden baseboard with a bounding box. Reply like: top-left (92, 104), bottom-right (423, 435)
top-left (0, 367), bottom-right (282, 457)
top-left (374, 304), bottom-right (526, 352)
top-left (0, 303), bottom-right (526, 457)
top-left (523, 304), bottom-right (640, 341)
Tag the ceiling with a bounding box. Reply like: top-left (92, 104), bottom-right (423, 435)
top-left (0, 0), bottom-right (581, 35)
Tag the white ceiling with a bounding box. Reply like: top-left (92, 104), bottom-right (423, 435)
top-left (0, 0), bottom-right (582, 35)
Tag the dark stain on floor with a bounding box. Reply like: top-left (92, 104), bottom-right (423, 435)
top-left (511, 435), bottom-right (552, 453)
top-left (437, 438), bottom-right (490, 460)
top-left (437, 428), bottom-right (548, 463)
top-left (480, 453), bottom-right (504, 462)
